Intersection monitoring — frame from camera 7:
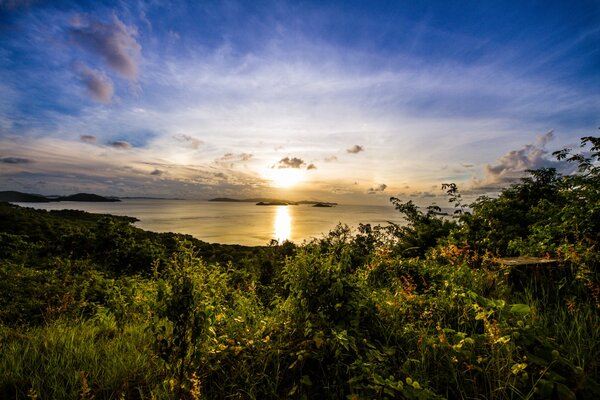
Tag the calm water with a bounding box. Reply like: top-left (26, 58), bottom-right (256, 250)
top-left (14, 200), bottom-right (404, 246)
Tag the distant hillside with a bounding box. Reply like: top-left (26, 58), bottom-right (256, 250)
top-left (209, 197), bottom-right (245, 202)
top-left (59, 193), bottom-right (120, 202)
top-left (0, 191), bottom-right (120, 203)
top-left (0, 191), bottom-right (53, 203)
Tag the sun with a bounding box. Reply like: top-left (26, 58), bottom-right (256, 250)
top-left (265, 168), bottom-right (305, 188)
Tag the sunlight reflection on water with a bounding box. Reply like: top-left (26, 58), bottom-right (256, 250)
top-left (14, 200), bottom-right (405, 245)
top-left (274, 206), bottom-right (291, 242)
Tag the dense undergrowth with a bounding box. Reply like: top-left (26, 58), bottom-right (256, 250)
top-left (1, 137), bottom-right (599, 399)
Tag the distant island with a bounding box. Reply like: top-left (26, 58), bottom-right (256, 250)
top-left (0, 191), bottom-right (120, 203)
top-left (210, 197), bottom-right (337, 206)
top-left (256, 201), bottom-right (293, 206)
top-left (312, 202), bottom-right (335, 207)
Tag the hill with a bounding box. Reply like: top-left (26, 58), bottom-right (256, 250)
top-left (0, 191), bottom-right (120, 203)
top-left (0, 191), bottom-right (53, 202)
top-left (59, 193), bottom-right (120, 202)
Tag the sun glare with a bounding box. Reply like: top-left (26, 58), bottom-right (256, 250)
top-left (266, 168), bottom-right (305, 188)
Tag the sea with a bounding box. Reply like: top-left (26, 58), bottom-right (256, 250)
top-left (14, 200), bottom-right (405, 246)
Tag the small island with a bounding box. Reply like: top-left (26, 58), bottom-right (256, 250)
top-left (210, 197), bottom-right (338, 206)
top-left (256, 201), bottom-right (292, 206)
top-left (312, 202), bottom-right (335, 207)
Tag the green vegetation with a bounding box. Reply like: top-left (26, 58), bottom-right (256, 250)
top-left (1, 137), bottom-right (599, 399)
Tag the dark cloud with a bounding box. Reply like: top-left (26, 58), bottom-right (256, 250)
top-left (150, 169), bottom-right (162, 176)
top-left (346, 145), bottom-right (364, 154)
top-left (109, 140), bottom-right (132, 150)
top-left (324, 155), bottom-right (337, 162)
top-left (80, 135), bottom-right (97, 144)
top-left (74, 63), bottom-right (114, 102)
top-left (0, 156), bottom-right (32, 164)
top-left (173, 134), bottom-right (203, 149)
top-left (307, 163), bottom-right (317, 170)
top-left (275, 156), bottom-right (305, 169)
top-left (70, 15), bottom-right (141, 80)
top-left (367, 183), bottom-right (387, 194)
top-left (409, 191), bottom-right (436, 198)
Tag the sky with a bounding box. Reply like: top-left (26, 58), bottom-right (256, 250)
top-left (0, 0), bottom-right (599, 205)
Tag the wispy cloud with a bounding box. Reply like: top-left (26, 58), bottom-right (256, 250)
top-left (0, 156), bottom-right (32, 164)
top-left (73, 63), bottom-right (114, 102)
top-left (80, 135), bottom-right (96, 144)
top-left (173, 134), bottom-right (203, 150)
top-left (69, 15), bottom-right (141, 80)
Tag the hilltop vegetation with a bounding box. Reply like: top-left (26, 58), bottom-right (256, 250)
top-left (0, 137), bottom-right (599, 399)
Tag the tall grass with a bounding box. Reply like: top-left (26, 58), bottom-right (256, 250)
top-left (0, 316), bottom-right (166, 399)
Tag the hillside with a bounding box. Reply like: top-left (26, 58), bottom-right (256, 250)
top-left (0, 191), bottom-right (120, 203)
top-left (0, 191), bottom-right (53, 202)
top-left (59, 193), bottom-right (120, 202)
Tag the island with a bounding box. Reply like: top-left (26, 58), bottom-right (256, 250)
top-left (210, 197), bottom-right (338, 206)
top-left (256, 201), bottom-right (292, 206)
top-left (59, 193), bottom-right (120, 202)
top-left (312, 202), bottom-right (336, 207)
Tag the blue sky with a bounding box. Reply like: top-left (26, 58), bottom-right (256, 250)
top-left (0, 0), bottom-right (599, 204)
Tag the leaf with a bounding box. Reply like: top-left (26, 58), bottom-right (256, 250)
top-left (510, 304), bottom-right (530, 315)
top-left (313, 336), bottom-right (324, 349)
top-left (301, 375), bottom-right (313, 386)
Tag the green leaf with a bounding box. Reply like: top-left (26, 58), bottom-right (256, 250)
top-left (510, 304), bottom-right (530, 315)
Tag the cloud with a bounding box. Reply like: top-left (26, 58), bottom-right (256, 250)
top-left (346, 145), bottom-right (364, 154)
top-left (173, 134), bottom-right (203, 149)
top-left (80, 135), bottom-right (97, 144)
top-left (109, 140), bottom-right (132, 150)
top-left (367, 183), bottom-right (387, 194)
top-left (307, 163), bottom-right (317, 170)
top-left (70, 15), bottom-right (141, 80)
top-left (0, 156), bottom-right (32, 164)
top-left (74, 63), bottom-right (114, 102)
top-left (218, 152), bottom-right (253, 162)
top-left (475, 131), bottom-right (567, 189)
top-left (408, 191), bottom-right (436, 198)
top-left (275, 156), bottom-right (305, 169)
top-left (150, 169), bottom-right (162, 176)
top-left (215, 152), bottom-right (253, 168)
top-left (324, 155), bottom-right (338, 162)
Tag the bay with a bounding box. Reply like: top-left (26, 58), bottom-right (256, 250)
top-left (14, 200), bottom-right (404, 246)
